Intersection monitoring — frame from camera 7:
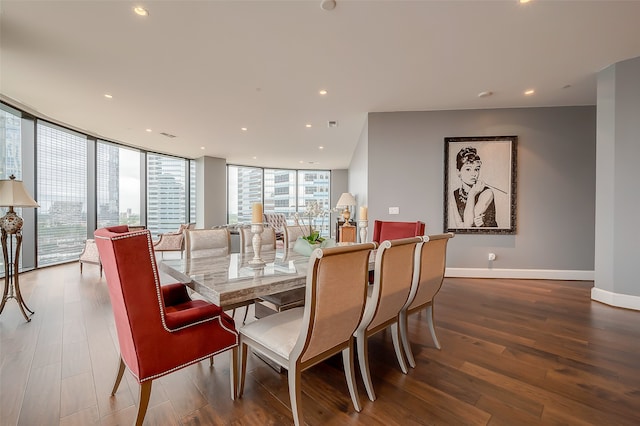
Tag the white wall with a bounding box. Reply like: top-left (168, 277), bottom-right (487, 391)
top-left (593, 56), bottom-right (640, 309)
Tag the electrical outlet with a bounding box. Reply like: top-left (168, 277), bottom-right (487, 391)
top-left (389, 207), bottom-right (399, 215)
top-left (488, 252), bottom-right (496, 261)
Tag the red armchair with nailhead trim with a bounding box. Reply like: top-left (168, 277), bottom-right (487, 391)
top-left (94, 225), bottom-right (238, 426)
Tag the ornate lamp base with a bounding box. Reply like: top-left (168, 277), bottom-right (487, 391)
top-left (0, 224), bottom-right (34, 322)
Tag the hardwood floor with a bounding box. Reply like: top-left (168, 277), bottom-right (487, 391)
top-left (1, 262), bottom-right (639, 425)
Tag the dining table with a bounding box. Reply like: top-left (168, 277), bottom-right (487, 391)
top-left (159, 246), bottom-right (375, 310)
top-left (160, 249), bottom-right (314, 310)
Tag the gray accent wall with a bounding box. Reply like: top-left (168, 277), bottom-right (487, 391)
top-left (366, 106), bottom-right (597, 271)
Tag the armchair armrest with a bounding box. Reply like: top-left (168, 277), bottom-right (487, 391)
top-left (164, 300), bottom-right (224, 331)
top-left (162, 283), bottom-right (191, 306)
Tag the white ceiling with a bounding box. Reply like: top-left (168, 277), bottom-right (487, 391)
top-left (2, 1), bottom-right (640, 170)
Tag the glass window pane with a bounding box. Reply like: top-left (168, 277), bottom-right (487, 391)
top-left (0, 107), bottom-right (24, 273)
top-left (147, 153), bottom-right (187, 236)
top-left (37, 122), bottom-right (87, 266)
top-left (190, 160), bottom-right (196, 223)
top-left (228, 165), bottom-right (262, 224)
top-left (264, 169), bottom-right (296, 220)
top-left (298, 170), bottom-right (331, 237)
top-left (97, 142), bottom-right (141, 228)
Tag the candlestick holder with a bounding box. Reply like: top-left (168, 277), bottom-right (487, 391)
top-left (358, 219), bottom-right (368, 243)
top-left (248, 223), bottom-right (266, 268)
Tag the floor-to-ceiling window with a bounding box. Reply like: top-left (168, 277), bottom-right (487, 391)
top-left (97, 141), bottom-right (142, 228)
top-left (228, 165), bottom-right (263, 224)
top-left (1, 100), bottom-right (198, 270)
top-left (298, 170), bottom-right (331, 237)
top-left (36, 122), bottom-right (87, 266)
top-left (147, 153), bottom-right (187, 236)
top-left (228, 165), bottom-right (331, 236)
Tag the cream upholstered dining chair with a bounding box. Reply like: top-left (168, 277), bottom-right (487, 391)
top-left (354, 236), bottom-right (423, 402)
top-left (184, 228), bottom-right (231, 260)
top-left (283, 225), bottom-right (307, 251)
top-left (399, 233), bottom-right (453, 367)
top-left (153, 223), bottom-right (194, 258)
top-left (238, 243), bottom-right (376, 426)
top-left (238, 225), bottom-right (276, 254)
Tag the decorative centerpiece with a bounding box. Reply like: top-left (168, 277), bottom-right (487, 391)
top-left (292, 201), bottom-right (336, 256)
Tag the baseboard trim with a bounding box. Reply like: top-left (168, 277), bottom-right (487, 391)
top-left (591, 287), bottom-right (640, 311)
top-left (445, 268), bottom-right (594, 281)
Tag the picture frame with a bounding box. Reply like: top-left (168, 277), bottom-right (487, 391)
top-left (444, 136), bottom-right (517, 234)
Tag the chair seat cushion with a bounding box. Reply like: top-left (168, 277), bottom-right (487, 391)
top-left (240, 307), bottom-right (304, 360)
top-left (164, 300), bottom-right (222, 330)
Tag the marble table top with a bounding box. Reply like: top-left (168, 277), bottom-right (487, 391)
top-left (160, 249), bottom-right (313, 309)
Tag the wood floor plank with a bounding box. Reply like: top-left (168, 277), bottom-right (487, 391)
top-left (3, 263), bottom-right (640, 425)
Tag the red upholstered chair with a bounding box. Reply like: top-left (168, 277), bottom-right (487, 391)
top-left (369, 220), bottom-right (425, 283)
top-left (372, 220), bottom-right (426, 243)
top-left (94, 225), bottom-right (238, 426)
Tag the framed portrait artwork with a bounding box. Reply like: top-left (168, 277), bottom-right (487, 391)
top-left (444, 136), bottom-right (517, 234)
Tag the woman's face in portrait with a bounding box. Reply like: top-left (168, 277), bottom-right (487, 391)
top-left (458, 160), bottom-right (482, 187)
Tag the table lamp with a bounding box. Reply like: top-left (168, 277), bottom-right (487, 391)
top-left (0, 175), bottom-right (39, 322)
top-left (336, 192), bottom-right (357, 225)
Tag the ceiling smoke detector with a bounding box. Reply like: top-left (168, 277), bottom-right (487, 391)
top-left (327, 120), bottom-right (338, 128)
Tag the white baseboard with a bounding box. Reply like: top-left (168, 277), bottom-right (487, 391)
top-left (591, 287), bottom-right (640, 311)
top-left (445, 268), bottom-right (594, 281)
top-left (444, 268), bottom-right (638, 311)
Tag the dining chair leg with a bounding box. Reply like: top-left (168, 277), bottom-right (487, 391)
top-left (209, 355), bottom-right (214, 366)
top-left (399, 311), bottom-right (416, 368)
top-left (342, 341), bottom-right (361, 412)
top-left (229, 347), bottom-right (238, 400)
top-left (356, 332), bottom-right (376, 401)
top-left (238, 342), bottom-right (248, 398)
top-left (135, 381), bottom-right (152, 426)
top-left (426, 304), bottom-right (441, 350)
top-left (391, 322), bottom-right (409, 374)
top-left (288, 366), bottom-right (303, 426)
top-left (111, 356), bottom-right (126, 395)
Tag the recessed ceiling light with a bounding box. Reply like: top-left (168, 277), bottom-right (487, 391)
top-left (252, 156), bottom-right (257, 160)
top-left (524, 89), bottom-right (535, 95)
top-left (145, 128), bottom-right (152, 132)
top-left (241, 127), bottom-right (248, 131)
top-left (519, 0), bottom-right (532, 4)
top-left (200, 146), bottom-right (205, 150)
top-left (305, 124), bottom-right (312, 128)
top-left (134, 6), bottom-right (149, 16)
top-left (299, 160), bottom-right (304, 164)
top-left (104, 94), bottom-right (113, 99)
top-left (319, 89), bottom-right (328, 95)
top-left (318, 146), bottom-right (324, 150)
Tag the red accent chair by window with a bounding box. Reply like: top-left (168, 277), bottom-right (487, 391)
top-left (94, 225), bottom-right (239, 426)
top-left (372, 220), bottom-right (426, 243)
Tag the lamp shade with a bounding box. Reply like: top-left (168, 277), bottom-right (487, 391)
top-left (336, 192), bottom-right (357, 208)
top-left (0, 175), bottom-right (39, 208)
